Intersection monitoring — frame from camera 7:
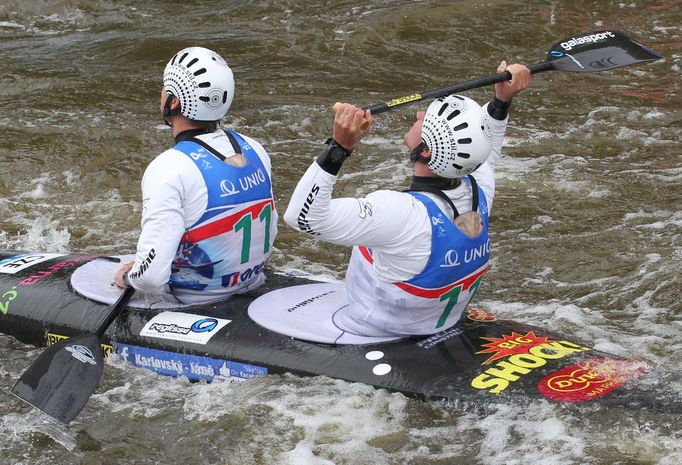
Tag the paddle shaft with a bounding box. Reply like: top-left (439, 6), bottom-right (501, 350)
top-left (364, 62), bottom-right (553, 115)
top-left (332, 61), bottom-right (554, 120)
top-left (333, 62), bottom-right (552, 130)
top-left (95, 286), bottom-right (135, 337)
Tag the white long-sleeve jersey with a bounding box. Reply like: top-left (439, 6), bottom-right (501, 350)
top-left (283, 105), bottom-right (507, 284)
top-left (127, 129), bottom-right (276, 297)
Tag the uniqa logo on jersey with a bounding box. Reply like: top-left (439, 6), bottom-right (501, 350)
top-left (220, 179), bottom-right (240, 197)
top-left (440, 239), bottom-right (490, 268)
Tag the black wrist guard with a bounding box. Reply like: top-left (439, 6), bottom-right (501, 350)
top-left (316, 138), bottom-right (353, 175)
top-left (488, 97), bottom-right (512, 121)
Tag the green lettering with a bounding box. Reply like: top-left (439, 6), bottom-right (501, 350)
top-left (436, 285), bottom-right (461, 329)
top-left (259, 203), bottom-right (272, 254)
top-left (234, 214), bottom-right (252, 264)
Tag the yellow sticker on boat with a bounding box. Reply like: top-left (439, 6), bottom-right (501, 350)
top-left (47, 333), bottom-right (113, 360)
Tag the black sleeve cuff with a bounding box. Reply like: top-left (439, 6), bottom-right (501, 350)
top-left (487, 97), bottom-right (512, 121)
top-left (315, 138), bottom-right (352, 176)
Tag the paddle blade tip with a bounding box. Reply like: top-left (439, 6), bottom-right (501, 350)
top-left (10, 333), bottom-right (105, 424)
top-left (10, 381), bottom-right (76, 424)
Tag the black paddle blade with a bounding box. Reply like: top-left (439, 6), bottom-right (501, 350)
top-left (547, 30), bottom-right (663, 73)
top-left (11, 333), bottom-right (104, 424)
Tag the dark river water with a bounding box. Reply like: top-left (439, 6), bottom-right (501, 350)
top-left (0, 1), bottom-right (680, 464)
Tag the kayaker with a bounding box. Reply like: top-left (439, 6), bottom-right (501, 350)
top-left (115, 47), bottom-right (278, 303)
top-left (284, 61), bottom-right (530, 336)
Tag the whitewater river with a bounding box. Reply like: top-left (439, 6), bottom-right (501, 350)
top-left (0, 1), bottom-right (680, 464)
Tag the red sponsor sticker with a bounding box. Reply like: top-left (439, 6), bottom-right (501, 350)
top-left (538, 358), bottom-right (650, 402)
top-left (467, 306), bottom-right (497, 322)
top-left (476, 331), bottom-right (550, 365)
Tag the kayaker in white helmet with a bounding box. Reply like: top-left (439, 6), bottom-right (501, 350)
top-left (284, 61), bottom-right (530, 337)
top-left (115, 47), bottom-right (278, 303)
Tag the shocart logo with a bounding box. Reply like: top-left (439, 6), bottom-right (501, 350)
top-left (140, 312), bottom-right (230, 345)
top-left (560, 31), bottom-right (616, 50)
top-left (189, 149), bottom-right (207, 160)
top-left (538, 358), bottom-right (650, 402)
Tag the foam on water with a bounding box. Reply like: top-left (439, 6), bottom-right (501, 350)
top-left (0, 1), bottom-right (679, 463)
top-left (0, 411), bottom-right (77, 453)
top-left (0, 215), bottom-right (72, 252)
top-left (183, 375), bottom-right (410, 464)
top-left (77, 356), bottom-right (682, 464)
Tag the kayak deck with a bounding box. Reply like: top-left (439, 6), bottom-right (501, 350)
top-left (0, 251), bottom-right (679, 413)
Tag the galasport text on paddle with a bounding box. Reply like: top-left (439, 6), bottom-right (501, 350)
top-left (334, 30), bottom-right (662, 129)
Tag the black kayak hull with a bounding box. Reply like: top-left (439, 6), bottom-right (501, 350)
top-left (0, 250), bottom-right (679, 412)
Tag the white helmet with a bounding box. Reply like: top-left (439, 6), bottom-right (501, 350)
top-left (421, 95), bottom-right (493, 178)
top-left (163, 47), bottom-right (235, 122)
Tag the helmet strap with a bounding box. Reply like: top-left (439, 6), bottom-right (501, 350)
top-left (404, 176), bottom-right (462, 219)
top-left (409, 141), bottom-right (430, 165)
top-left (163, 92), bottom-right (182, 127)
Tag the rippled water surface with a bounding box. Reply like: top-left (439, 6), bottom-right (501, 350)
top-left (1, 1), bottom-right (680, 464)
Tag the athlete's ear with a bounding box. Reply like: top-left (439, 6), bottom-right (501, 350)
top-left (421, 148), bottom-right (432, 160)
top-left (169, 96), bottom-right (181, 110)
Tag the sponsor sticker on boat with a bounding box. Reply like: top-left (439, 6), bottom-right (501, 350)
top-left (140, 312), bottom-right (230, 345)
top-left (116, 343), bottom-right (267, 381)
top-left (537, 358), bottom-right (650, 402)
top-left (0, 253), bottom-right (66, 274)
top-left (417, 326), bottom-right (464, 349)
top-left (47, 333), bottom-right (113, 359)
top-left (466, 306), bottom-right (496, 322)
top-left (470, 331), bottom-right (591, 394)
